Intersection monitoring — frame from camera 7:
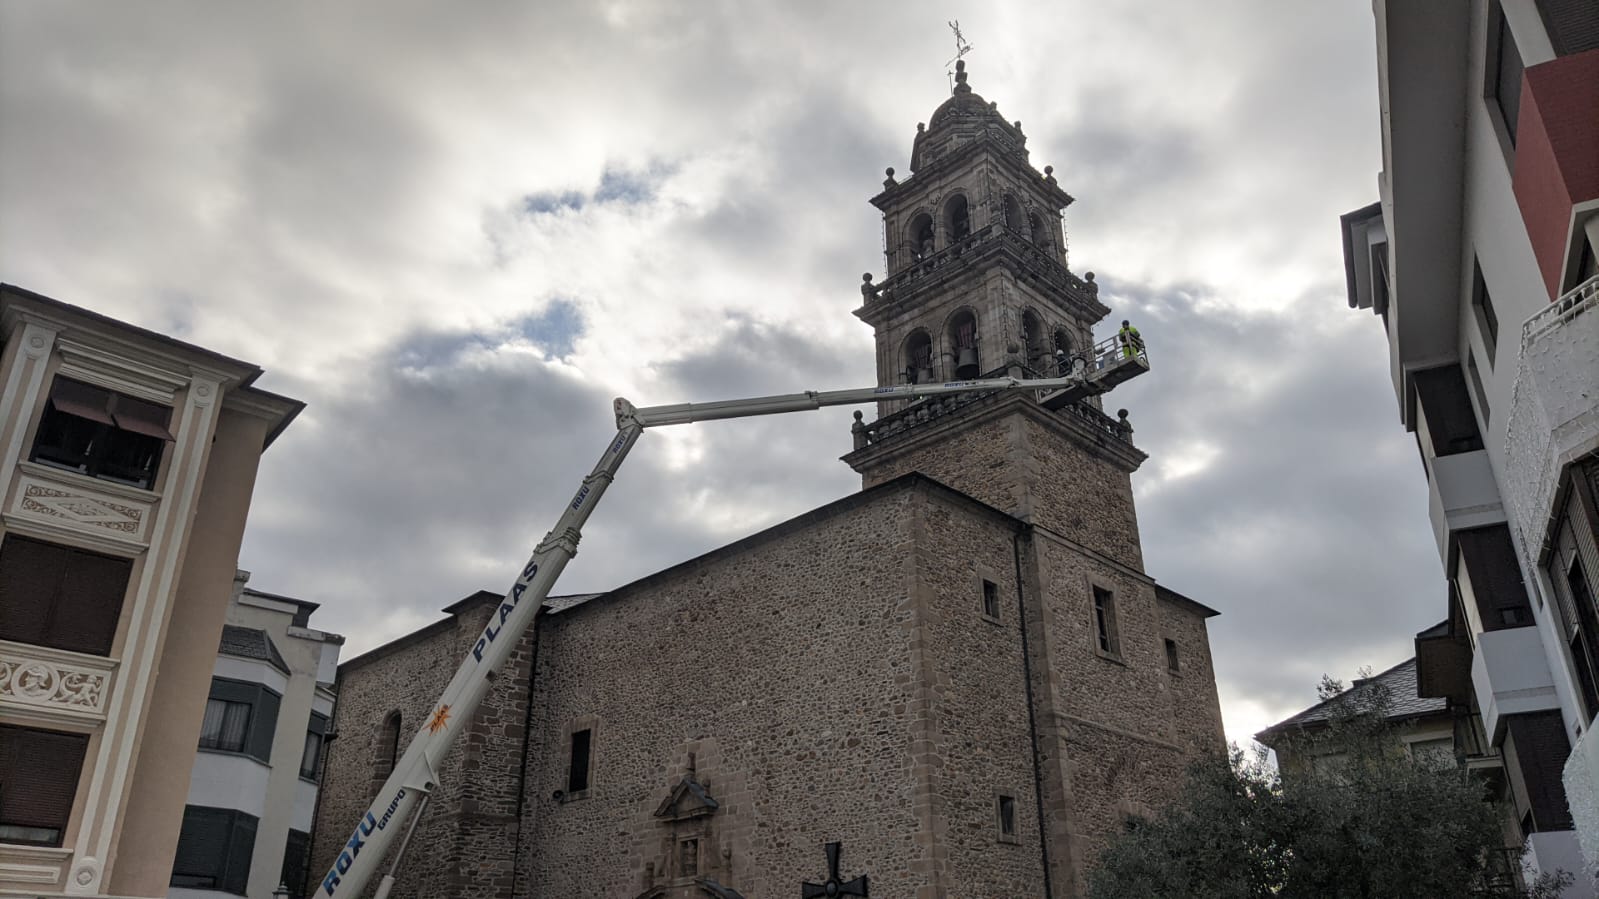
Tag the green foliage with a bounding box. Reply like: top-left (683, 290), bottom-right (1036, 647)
top-left (1086, 677), bottom-right (1575, 899)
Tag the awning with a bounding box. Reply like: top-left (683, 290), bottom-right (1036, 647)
top-left (112, 395), bottom-right (175, 441)
top-left (48, 378), bottom-right (115, 426)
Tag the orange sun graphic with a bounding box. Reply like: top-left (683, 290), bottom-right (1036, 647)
top-left (427, 704), bottom-right (452, 734)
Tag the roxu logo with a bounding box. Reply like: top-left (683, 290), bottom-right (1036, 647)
top-left (321, 788), bottom-right (406, 896)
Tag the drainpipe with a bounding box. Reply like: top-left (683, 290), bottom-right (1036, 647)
top-left (510, 608), bottom-right (545, 898)
top-left (1014, 526), bottom-right (1055, 899)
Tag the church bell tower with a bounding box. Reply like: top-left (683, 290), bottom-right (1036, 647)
top-left (845, 60), bottom-right (1148, 568)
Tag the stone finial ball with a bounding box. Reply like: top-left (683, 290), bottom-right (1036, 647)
top-left (853, 410), bottom-right (864, 421)
top-left (1118, 409), bottom-right (1129, 419)
top-left (1085, 271), bottom-right (1096, 281)
top-left (1045, 165), bottom-right (1054, 175)
top-left (862, 273), bottom-right (873, 283)
top-left (885, 167), bottom-right (895, 177)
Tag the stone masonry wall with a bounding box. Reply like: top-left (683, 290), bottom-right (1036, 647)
top-left (855, 403), bottom-right (1144, 571)
top-left (518, 486), bottom-right (933, 898)
top-left (911, 490), bottom-right (1048, 896)
top-left (311, 596), bottom-right (530, 899)
top-left (1031, 529), bottom-right (1223, 888)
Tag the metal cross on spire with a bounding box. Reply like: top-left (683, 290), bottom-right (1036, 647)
top-left (946, 20), bottom-right (973, 91)
top-left (801, 842), bottom-right (868, 898)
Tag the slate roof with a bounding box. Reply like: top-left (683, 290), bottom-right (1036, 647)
top-left (1256, 657), bottom-right (1446, 744)
top-left (544, 593), bottom-right (604, 615)
top-left (219, 625), bottom-right (290, 676)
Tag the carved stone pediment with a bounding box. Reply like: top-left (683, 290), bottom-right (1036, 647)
top-left (653, 776), bottom-right (719, 821)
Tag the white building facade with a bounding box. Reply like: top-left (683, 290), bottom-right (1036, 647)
top-left (169, 578), bottom-right (342, 899)
top-left (1342, 0), bottom-right (1598, 886)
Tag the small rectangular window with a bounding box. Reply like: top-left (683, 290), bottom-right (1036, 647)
top-left (1465, 353), bottom-right (1491, 425)
top-left (997, 794), bottom-right (1017, 840)
top-left (567, 728), bottom-right (592, 794)
top-left (1165, 638), bottom-right (1180, 673)
top-left (300, 712), bottom-right (329, 780)
top-left (1093, 586), bottom-right (1120, 656)
top-left (981, 579), bottom-right (1000, 620)
top-left (1490, 6), bottom-right (1524, 146)
top-left (197, 678), bottom-right (281, 764)
top-left (1472, 261), bottom-right (1498, 366)
top-left (30, 377), bottom-right (173, 490)
top-left (170, 805), bottom-right (257, 893)
top-left (199, 698), bottom-right (252, 753)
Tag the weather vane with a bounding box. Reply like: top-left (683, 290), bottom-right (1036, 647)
top-left (946, 20), bottom-right (973, 90)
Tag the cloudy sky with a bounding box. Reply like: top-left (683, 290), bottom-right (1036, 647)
top-left (0, 1), bottom-right (1441, 746)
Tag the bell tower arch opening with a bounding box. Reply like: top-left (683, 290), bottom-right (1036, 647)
top-left (1002, 195), bottom-right (1023, 232)
top-left (948, 308), bottom-right (980, 379)
top-left (944, 193), bottom-right (971, 243)
top-left (903, 329), bottom-right (935, 384)
top-left (1021, 310), bottom-right (1050, 373)
top-left (908, 212), bottom-right (935, 261)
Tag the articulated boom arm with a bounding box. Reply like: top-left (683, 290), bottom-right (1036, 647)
top-left (318, 370), bottom-right (1123, 898)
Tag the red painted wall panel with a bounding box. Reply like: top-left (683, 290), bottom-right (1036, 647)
top-left (1512, 48), bottom-right (1599, 301)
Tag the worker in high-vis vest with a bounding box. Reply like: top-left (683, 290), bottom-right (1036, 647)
top-left (1118, 320), bottom-right (1143, 359)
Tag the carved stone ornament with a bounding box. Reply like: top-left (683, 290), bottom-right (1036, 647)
top-left (0, 648), bottom-right (112, 718)
top-left (20, 483), bottom-right (143, 533)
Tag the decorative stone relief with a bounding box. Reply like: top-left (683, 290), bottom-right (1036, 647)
top-left (0, 642), bottom-right (116, 721)
top-left (9, 472), bottom-right (151, 544)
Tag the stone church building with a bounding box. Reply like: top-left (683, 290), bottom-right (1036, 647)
top-left (311, 62), bottom-right (1224, 899)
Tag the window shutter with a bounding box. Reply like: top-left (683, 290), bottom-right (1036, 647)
top-left (223, 812), bottom-right (258, 895)
top-left (172, 806), bottom-right (230, 885)
top-left (247, 686), bottom-right (281, 763)
top-left (1538, 0), bottom-right (1599, 54)
top-left (0, 536), bottom-right (66, 647)
top-left (0, 726), bottom-right (88, 844)
top-left (280, 829), bottom-right (311, 899)
top-left (53, 545), bottom-right (132, 655)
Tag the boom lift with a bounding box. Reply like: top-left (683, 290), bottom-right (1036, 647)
top-left (317, 345), bottom-right (1149, 899)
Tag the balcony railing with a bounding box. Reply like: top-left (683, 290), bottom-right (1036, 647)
top-left (850, 364), bottom-right (1134, 451)
top-left (871, 224), bottom-right (1100, 308)
top-left (1503, 273), bottom-right (1599, 570)
top-left (1523, 273), bottom-right (1597, 344)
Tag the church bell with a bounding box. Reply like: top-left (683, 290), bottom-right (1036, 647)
top-left (955, 347), bottom-right (979, 379)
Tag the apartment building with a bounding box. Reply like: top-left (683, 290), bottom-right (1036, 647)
top-left (1340, 0), bottom-right (1598, 885)
top-left (0, 284), bottom-right (302, 897)
top-left (169, 576), bottom-right (341, 899)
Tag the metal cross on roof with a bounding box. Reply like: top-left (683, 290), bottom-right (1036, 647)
top-left (801, 842), bottom-right (868, 898)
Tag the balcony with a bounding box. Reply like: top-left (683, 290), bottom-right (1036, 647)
top-left (1425, 449), bottom-right (1505, 557)
top-left (1473, 626), bottom-right (1561, 740)
top-left (1503, 275), bottom-right (1599, 559)
top-left (1512, 49), bottom-right (1599, 301)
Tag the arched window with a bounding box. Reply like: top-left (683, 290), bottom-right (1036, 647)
top-left (949, 310), bottom-right (980, 378)
top-left (904, 330), bottom-right (934, 384)
top-left (1029, 212), bottom-right (1050, 248)
top-left (944, 194), bottom-right (971, 242)
top-left (375, 710), bottom-right (401, 780)
top-left (1002, 196), bottom-right (1023, 232)
top-left (1021, 311), bottom-right (1050, 372)
top-left (908, 213), bottom-right (935, 260)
